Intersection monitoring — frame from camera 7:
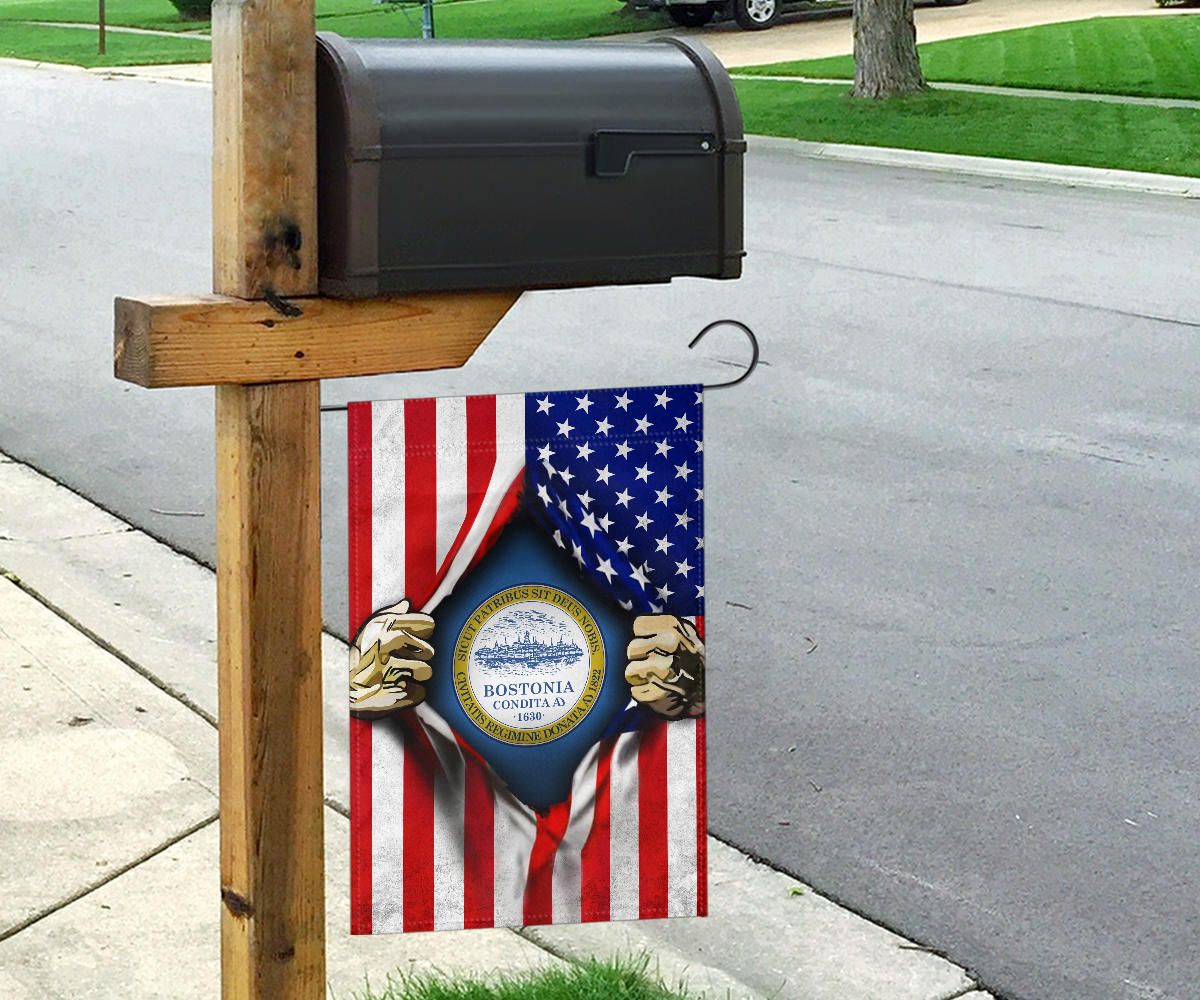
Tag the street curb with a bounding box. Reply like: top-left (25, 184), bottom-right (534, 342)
top-left (749, 134), bottom-right (1200, 198)
top-left (0, 55), bottom-right (92, 73)
top-left (735, 74), bottom-right (1200, 110)
top-left (0, 450), bottom-right (988, 1000)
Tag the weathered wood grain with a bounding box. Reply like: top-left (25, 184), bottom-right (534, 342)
top-left (216, 382), bottom-right (325, 1000)
top-left (211, 0), bottom-right (318, 299)
top-left (114, 291), bottom-right (519, 387)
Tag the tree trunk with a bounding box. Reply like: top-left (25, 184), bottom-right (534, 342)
top-left (852, 0), bottom-right (926, 99)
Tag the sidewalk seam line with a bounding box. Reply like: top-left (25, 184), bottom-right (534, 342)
top-left (0, 811), bottom-right (219, 945)
top-left (0, 565), bottom-right (219, 729)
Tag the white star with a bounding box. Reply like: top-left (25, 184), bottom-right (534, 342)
top-left (615, 440), bottom-right (632, 459)
top-left (579, 490), bottom-right (593, 508)
top-left (634, 463), bottom-right (652, 482)
top-left (595, 465), bottom-right (614, 486)
top-left (655, 534), bottom-right (674, 554)
top-left (576, 393), bottom-right (593, 413)
top-left (615, 536), bottom-right (633, 555)
top-left (557, 498), bottom-right (571, 519)
top-left (559, 466), bottom-right (575, 485)
top-left (595, 416), bottom-right (613, 436)
top-left (597, 513), bottom-right (613, 532)
top-left (630, 563), bottom-right (650, 589)
top-left (614, 488), bottom-right (633, 508)
top-left (656, 582), bottom-right (674, 601)
top-left (655, 439), bottom-right (673, 457)
top-left (536, 483), bottom-right (552, 506)
top-left (695, 439), bottom-right (704, 453)
top-left (537, 443), bottom-right (554, 463)
top-left (675, 413), bottom-right (693, 432)
top-left (576, 441), bottom-right (594, 461)
top-left (536, 396), bottom-right (554, 414)
top-left (639, 561), bottom-right (655, 579)
top-left (553, 529), bottom-right (565, 549)
top-left (674, 558), bottom-right (694, 578)
top-left (696, 584), bottom-right (705, 599)
top-left (580, 510), bottom-right (599, 537)
top-left (556, 418), bottom-right (574, 437)
top-left (635, 511), bottom-right (652, 531)
top-left (634, 415), bottom-right (652, 434)
top-left (650, 603), bottom-right (663, 614)
top-left (695, 390), bottom-right (703, 404)
top-left (676, 510), bottom-right (693, 529)
top-left (696, 536), bottom-right (705, 550)
top-left (619, 598), bottom-right (634, 611)
top-left (571, 541), bottom-right (584, 567)
top-left (674, 461), bottom-right (692, 480)
top-left (614, 392), bottom-right (632, 411)
top-left (597, 557), bottom-right (617, 583)
top-left (654, 390), bottom-right (672, 409)
top-left (694, 488), bottom-right (704, 501)
top-left (655, 486), bottom-right (673, 506)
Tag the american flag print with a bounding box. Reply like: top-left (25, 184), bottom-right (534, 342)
top-left (348, 386), bottom-right (706, 933)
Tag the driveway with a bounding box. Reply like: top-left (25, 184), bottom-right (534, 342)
top-left (618, 0), bottom-right (1186, 67)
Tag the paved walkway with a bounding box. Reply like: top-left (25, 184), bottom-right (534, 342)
top-left (737, 74), bottom-right (1200, 109)
top-left (616, 0), bottom-right (1195, 68)
top-left (21, 19), bottom-right (210, 39)
top-left (0, 449), bottom-right (993, 999)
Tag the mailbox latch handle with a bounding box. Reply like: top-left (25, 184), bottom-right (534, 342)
top-left (592, 130), bottom-right (718, 178)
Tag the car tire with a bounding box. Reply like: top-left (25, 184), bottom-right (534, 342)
top-left (668, 3), bottom-right (718, 26)
top-left (733, 0), bottom-right (780, 30)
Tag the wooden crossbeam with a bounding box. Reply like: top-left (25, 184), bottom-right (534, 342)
top-left (114, 291), bottom-right (520, 387)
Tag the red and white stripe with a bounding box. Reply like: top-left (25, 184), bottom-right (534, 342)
top-left (349, 394), bottom-right (706, 933)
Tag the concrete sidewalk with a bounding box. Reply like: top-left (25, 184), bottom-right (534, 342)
top-left (0, 449), bottom-right (992, 999)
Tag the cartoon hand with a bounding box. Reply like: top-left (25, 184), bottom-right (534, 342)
top-left (625, 615), bottom-right (705, 720)
top-left (350, 599), bottom-right (436, 717)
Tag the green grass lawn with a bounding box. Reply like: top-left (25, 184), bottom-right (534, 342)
top-left (0, 20), bottom-right (209, 64)
top-left (351, 959), bottom-right (696, 1000)
top-left (0, 0), bottom-right (203, 30)
top-left (319, 0), bottom-right (666, 42)
top-left (740, 15), bottom-right (1200, 100)
top-left (0, 0), bottom-right (485, 29)
top-left (0, 0), bottom-right (666, 63)
top-left (735, 79), bottom-right (1200, 176)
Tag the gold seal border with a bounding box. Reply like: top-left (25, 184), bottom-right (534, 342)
top-left (453, 585), bottom-right (606, 746)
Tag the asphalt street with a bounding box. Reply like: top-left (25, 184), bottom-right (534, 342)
top-left (3, 63), bottom-right (1199, 1000)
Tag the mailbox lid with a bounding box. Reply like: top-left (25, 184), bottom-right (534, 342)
top-left (316, 34), bottom-right (744, 296)
top-left (321, 35), bottom-right (741, 147)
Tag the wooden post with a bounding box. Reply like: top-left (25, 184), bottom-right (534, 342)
top-left (113, 1), bottom-right (519, 996)
top-left (211, 0), bottom-right (323, 996)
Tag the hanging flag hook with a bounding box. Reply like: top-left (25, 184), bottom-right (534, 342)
top-left (319, 319), bottom-right (761, 412)
top-left (689, 319), bottom-right (760, 391)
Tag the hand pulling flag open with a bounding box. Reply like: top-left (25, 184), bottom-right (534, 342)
top-left (348, 384), bottom-right (706, 933)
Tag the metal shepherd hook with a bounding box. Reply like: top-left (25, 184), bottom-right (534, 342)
top-left (689, 319), bottom-right (760, 391)
top-left (319, 319), bottom-right (759, 412)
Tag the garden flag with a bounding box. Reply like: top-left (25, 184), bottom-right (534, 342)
top-left (348, 384), bottom-right (706, 933)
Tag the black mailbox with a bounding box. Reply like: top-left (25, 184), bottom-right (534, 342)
top-left (315, 33), bottom-right (745, 298)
